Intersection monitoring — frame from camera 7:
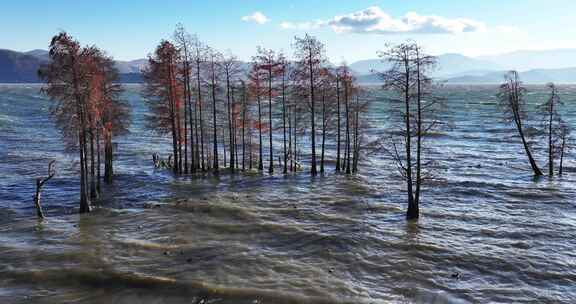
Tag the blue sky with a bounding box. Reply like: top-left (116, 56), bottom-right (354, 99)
top-left (2, 0), bottom-right (576, 62)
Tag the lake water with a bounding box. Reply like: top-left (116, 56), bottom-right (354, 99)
top-left (0, 84), bottom-right (575, 303)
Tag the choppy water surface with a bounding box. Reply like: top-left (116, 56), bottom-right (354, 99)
top-left (1, 84), bottom-right (575, 303)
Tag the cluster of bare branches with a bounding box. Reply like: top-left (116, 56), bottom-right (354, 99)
top-left (498, 74), bottom-right (571, 176)
top-left (39, 32), bottom-right (130, 213)
top-left (376, 41), bottom-right (442, 220)
top-left (143, 28), bottom-right (369, 176)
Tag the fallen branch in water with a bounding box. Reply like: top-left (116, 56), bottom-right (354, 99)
top-left (34, 160), bottom-right (56, 219)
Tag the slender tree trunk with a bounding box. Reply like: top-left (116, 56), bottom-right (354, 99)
top-left (320, 93), bottom-right (326, 174)
top-left (211, 59), bottom-right (219, 172)
top-left (288, 104), bottom-right (293, 172)
top-left (294, 105), bottom-right (299, 172)
top-left (79, 129), bottom-right (89, 213)
top-left (96, 129), bottom-right (101, 194)
top-left (282, 72), bottom-right (288, 174)
top-left (222, 128), bottom-right (227, 168)
top-left (353, 97), bottom-right (360, 174)
top-left (196, 58), bottom-right (206, 171)
top-left (226, 73), bottom-right (235, 172)
top-left (257, 94), bottom-right (263, 171)
top-left (183, 71), bottom-right (189, 174)
top-left (177, 103), bottom-right (183, 173)
top-left (309, 49), bottom-right (317, 176)
top-left (345, 80), bottom-right (351, 174)
top-left (511, 80), bottom-right (543, 176)
top-left (242, 83), bottom-right (247, 171)
top-left (249, 121), bottom-right (254, 170)
top-left (104, 131), bottom-right (114, 184)
top-left (268, 69), bottom-right (274, 174)
top-left (336, 78), bottom-right (341, 172)
top-left (404, 57), bottom-right (417, 220)
top-left (548, 95), bottom-right (554, 176)
top-left (188, 68), bottom-right (196, 173)
top-left (559, 134), bottom-right (566, 175)
top-left (90, 130), bottom-right (96, 199)
top-left (415, 59), bottom-right (422, 205)
top-left (167, 60), bottom-right (179, 175)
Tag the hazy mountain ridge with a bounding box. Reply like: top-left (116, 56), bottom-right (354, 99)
top-left (2, 48), bottom-right (576, 84)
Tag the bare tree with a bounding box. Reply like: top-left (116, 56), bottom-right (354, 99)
top-left (221, 52), bottom-right (242, 172)
top-left (378, 41), bottom-right (438, 220)
top-left (206, 48), bottom-right (223, 172)
top-left (254, 47), bottom-right (283, 174)
top-left (173, 24), bottom-right (194, 173)
top-left (293, 34), bottom-right (327, 176)
top-left (498, 71), bottom-right (543, 176)
top-left (538, 83), bottom-right (564, 176)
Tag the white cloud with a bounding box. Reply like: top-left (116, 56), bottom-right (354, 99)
top-left (281, 6), bottom-right (488, 34)
top-left (242, 12), bottom-right (269, 25)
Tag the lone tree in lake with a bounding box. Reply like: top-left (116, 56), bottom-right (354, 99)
top-left (378, 41), bottom-right (439, 221)
top-left (498, 71), bottom-right (543, 176)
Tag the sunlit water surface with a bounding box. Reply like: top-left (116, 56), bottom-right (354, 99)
top-left (1, 84), bottom-right (575, 303)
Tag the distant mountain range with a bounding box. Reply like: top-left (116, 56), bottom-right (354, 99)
top-left (0, 49), bottom-right (144, 83)
top-left (2, 48), bottom-right (576, 84)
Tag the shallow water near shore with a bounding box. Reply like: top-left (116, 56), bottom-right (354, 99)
top-left (1, 84), bottom-right (576, 303)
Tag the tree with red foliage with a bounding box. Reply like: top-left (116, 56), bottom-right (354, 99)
top-left (142, 40), bottom-right (184, 175)
top-left (39, 32), bottom-right (129, 213)
top-left (254, 47), bottom-right (283, 174)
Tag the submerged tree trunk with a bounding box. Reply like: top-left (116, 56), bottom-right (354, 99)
top-left (403, 60), bottom-right (417, 221)
top-left (242, 83), bottom-right (247, 171)
top-left (352, 97), bottom-right (360, 174)
top-left (320, 93), bottom-right (326, 174)
top-left (344, 81), bottom-right (351, 174)
top-left (89, 131), bottom-right (97, 199)
top-left (268, 70), bottom-right (274, 174)
top-left (96, 129), bottom-right (101, 194)
top-left (257, 95), bottom-right (263, 171)
top-left (34, 161), bottom-right (56, 219)
top-left (309, 52), bottom-right (317, 176)
top-left (210, 59), bottom-right (219, 172)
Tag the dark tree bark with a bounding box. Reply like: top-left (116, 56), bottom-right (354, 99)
top-left (34, 160), bottom-right (56, 219)
top-left (498, 71), bottom-right (543, 176)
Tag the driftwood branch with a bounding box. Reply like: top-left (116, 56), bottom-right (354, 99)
top-left (34, 160), bottom-right (56, 219)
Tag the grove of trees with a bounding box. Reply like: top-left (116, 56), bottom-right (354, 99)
top-left (38, 28), bottom-right (571, 222)
top-left (39, 32), bottom-right (130, 213)
top-left (142, 26), bottom-right (368, 179)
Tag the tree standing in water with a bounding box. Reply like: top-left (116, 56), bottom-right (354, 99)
top-left (142, 40), bottom-right (183, 174)
top-left (498, 71), bottom-right (543, 176)
top-left (293, 34), bottom-right (327, 176)
top-left (254, 47), bottom-right (282, 174)
top-left (221, 52), bottom-right (242, 172)
top-left (378, 41), bottom-right (438, 221)
top-left (40, 32), bottom-right (129, 213)
top-left (538, 83), bottom-right (564, 176)
top-left (248, 63), bottom-right (265, 171)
